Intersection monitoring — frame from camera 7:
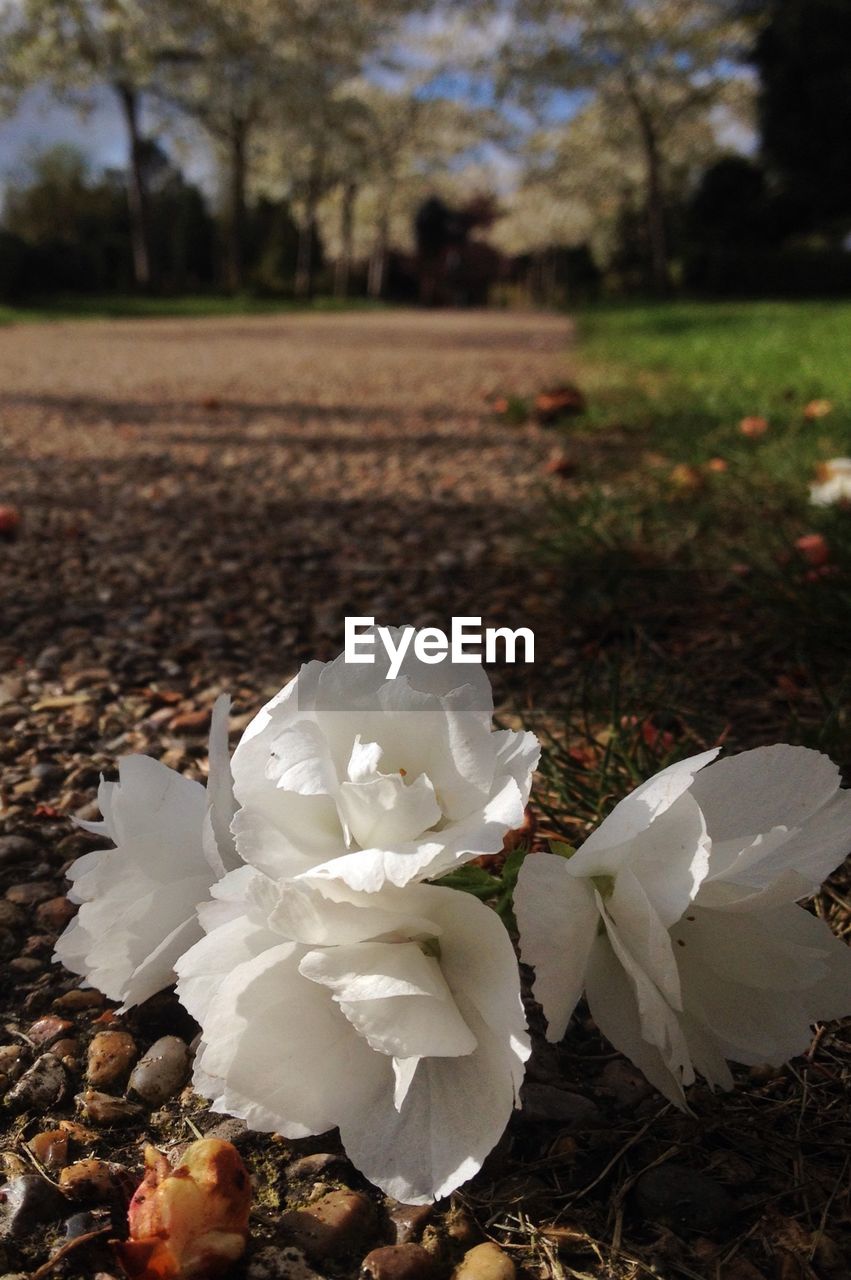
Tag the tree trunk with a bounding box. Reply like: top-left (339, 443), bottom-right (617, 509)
top-left (115, 82), bottom-right (152, 291)
top-left (295, 148), bottom-right (324, 299)
top-left (226, 122), bottom-right (248, 294)
top-left (367, 209), bottom-right (389, 300)
top-left (623, 73), bottom-right (670, 294)
top-left (334, 179), bottom-right (357, 298)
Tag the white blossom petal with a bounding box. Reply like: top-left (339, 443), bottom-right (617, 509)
top-left (515, 853), bottom-right (598, 1041)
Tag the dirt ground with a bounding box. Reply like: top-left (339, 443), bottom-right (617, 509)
top-left (1, 309), bottom-right (849, 1280)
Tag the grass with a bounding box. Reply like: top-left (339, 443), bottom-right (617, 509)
top-left (539, 298), bottom-right (851, 766)
top-left (0, 293), bottom-right (386, 325)
top-left (505, 306), bottom-right (851, 1277)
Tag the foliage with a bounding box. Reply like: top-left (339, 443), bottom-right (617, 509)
top-left (752, 0), bottom-right (851, 228)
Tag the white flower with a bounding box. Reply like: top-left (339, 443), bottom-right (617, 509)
top-left (54, 695), bottom-right (239, 1009)
top-left (229, 629), bottom-right (539, 891)
top-left (176, 868), bottom-right (530, 1203)
top-left (810, 458), bottom-right (851, 507)
top-left (515, 745), bottom-right (851, 1105)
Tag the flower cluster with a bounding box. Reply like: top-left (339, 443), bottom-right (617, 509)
top-left (55, 628), bottom-right (851, 1203)
top-left (57, 629), bottom-right (538, 1202)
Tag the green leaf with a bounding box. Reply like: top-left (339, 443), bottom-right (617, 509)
top-left (548, 839), bottom-right (576, 859)
top-left (433, 866), bottom-right (501, 900)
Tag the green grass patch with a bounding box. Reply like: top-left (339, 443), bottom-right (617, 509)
top-left (0, 294), bottom-right (387, 325)
top-left (542, 298), bottom-right (851, 761)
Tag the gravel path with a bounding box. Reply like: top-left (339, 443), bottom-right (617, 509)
top-left (1, 308), bottom-right (571, 712)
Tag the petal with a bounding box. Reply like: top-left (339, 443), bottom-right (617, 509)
top-left (176, 910), bottom-right (281, 1026)
top-left (337, 771), bottom-right (441, 849)
top-left (203, 693), bottom-right (240, 876)
top-left (515, 853), bottom-right (598, 1041)
top-left (606, 870), bottom-right (683, 1010)
top-left (693, 746), bottom-right (851, 888)
top-left (674, 905), bottom-right (851, 1065)
top-left (625, 793), bottom-right (711, 926)
top-left (569, 748), bottom-right (719, 870)
top-left (299, 941), bottom-right (477, 1058)
top-left (340, 993), bottom-right (525, 1203)
top-left (584, 934), bottom-right (687, 1108)
top-left (232, 805), bottom-right (342, 879)
top-left (598, 892), bottom-right (693, 1084)
top-left (196, 943), bottom-right (383, 1137)
top-left (267, 719), bottom-right (339, 796)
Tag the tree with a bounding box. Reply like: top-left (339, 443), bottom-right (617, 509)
top-left (6, 0), bottom-right (169, 289)
top-left (752, 0), bottom-right (851, 228)
top-left (499, 0), bottom-right (754, 291)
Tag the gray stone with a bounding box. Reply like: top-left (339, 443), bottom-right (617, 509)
top-left (0, 1175), bottom-right (66, 1240)
top-left (247, 1246), bottom-right (328, 1280)
top-left (634, 1163), bottom-right (735, 1234)
top-left (128, 1035), bottom-right (190, 1105)
top-left (5, 1054), bottom-right (66, 1110)
top-left (76, 1089), bottom-right (143, 1126)
top-left (521, 1083), bottom-right (601, 1128)
top-left (0, 836), bottom-right (38, 867)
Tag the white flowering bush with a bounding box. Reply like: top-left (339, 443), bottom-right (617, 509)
top-left (53, 630), bottom-right (851, 1203)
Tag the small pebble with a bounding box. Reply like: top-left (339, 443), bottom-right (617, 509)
top-left (27, 1129), bottom-right (69, 1170)
top-left (287, 1152), bottom-right (345, 1180)
top-left (35, 897), bottom-right (76, 932)
top-left (5, 882), bottom-right (56, 906)
top-left (86, 1031), bottom-right (137, 1088)
top-left (387, 1202), bottom-right (434, 1245)
top-left (247, 1245), bottom-right (327, 1280)
top-left (0, 1174), bottom-right (66, 1240)
top-left (634, 1162), bottom-right (734, 1234)
top-left (521, 1083), bottom-right (601, 1128)
top-left (65, 1210), bottom-right (97, 1239)
top-left (0, 835), bottom-right (38, 866)
top-left (0, 902), bottom-right (25, 930)
top-left (362, 1244), bottom-right (435, 1280)
top-left (600, 1059), bottom-right (654, 1107)
top-left (282, 1190), bottom-right (377, 1262)
top-left (76, 1088), bottom-right (143, 1126)
top-left (59, 1120), bottom-right (99, 1146)
top-left (451, 1243), bottom-right (515, 1280)
top-left (1, 1153), bottom-right (28, 1178)
top-left (28, 1015), bottom-right (74, 1047)
top-left (59, 1158), bottom-right (116, 1203)
top-left (53, 989), bottom-right (104, 1013)
top-left (52, 1038), bottom-right (80, 1066)
top-left (128, 1035), bottom-right (190, 1104)
top-left (6, 1053), bottom-right (67, 1110)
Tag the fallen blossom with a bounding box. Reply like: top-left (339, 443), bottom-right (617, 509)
top-left (229, 627), bottom-right (539, 891)
top-left (54, 696), bottom-right (239, 1009)
top-left (810, 458), bottom-right (851, 507)
top-left (516, 745), bottom-right (851, 1105)
top-left (115, 1139), bottom-right (251, 1279)
top-left (794, 533), bottom-right (830, 567)
top-left (176, 871), bottom-right (529, 1204)
top-left (739, 416), bottom-right (769, 438)
top-left (804, 399), bottom-right (832, 420)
